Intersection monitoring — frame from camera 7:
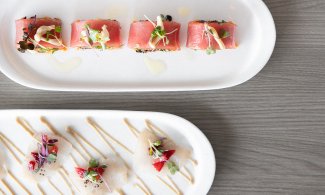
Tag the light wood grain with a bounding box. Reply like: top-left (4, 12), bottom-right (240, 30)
top-left (0, 0), bottom-right (325, 194)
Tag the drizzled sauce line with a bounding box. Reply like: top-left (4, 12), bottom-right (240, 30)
top-left (123, 118), bottom-right (183, 194)
top-left (66, 126), bottom-right (93, 160)
top-left (16, 117), bottom-right (73, 194)
top-left (66, 126), bottom-right (105, 159)
top-left (123, 118), bottom-right (140, 137)
top-left (66, 126), bottom-right (122, 194)
top-left (40, 116), bottom-right (87, 164)
top-left (0, 178), bottom-right (14, 195)
top-left (36, 183), bottom-right (45, 195)
top-left (86, 117), bottom-right (152, 195)
top-left (87, 117), bottom-right (133, 154)
top-left (146, 119), bottom-right (198, 166)
top-left (8, 170), bottom-right (31, 195)
top-left (156, 176), bottom-right (180, 195)
top-left (59, 168), bottom-right (79, 194)
top-left (166, 175), bottom-right (182, 195)
top-left (1, 134), bottom-right (49, 194)
top-left (48, 179), bottom-right (63, 195)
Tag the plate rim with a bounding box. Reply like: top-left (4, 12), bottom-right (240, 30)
top-left (0, 109), bottom-right (216, 194)
top-left (0, 0), bottom-right (276, 92)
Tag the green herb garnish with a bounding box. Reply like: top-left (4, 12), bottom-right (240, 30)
top-left (89, 159), bottom-right (99, 168)
top-left (81, 24), bottom-right (110, 50)
top-left (47, 153), bottom-right (57, 163)
top-left (46, 31), bottom-right (50, 41)
top-left (28, 134), bottom-right (59, 173)
top-left (153, 140), bottom-right (162, 146)
top-left (206, 47), bottom-right (216, 55)
top-left (79, 159), bottom-right (108, 184)
top-left (151, 26), bottom-right (166, 38)
top-left (203, 22), bottom-right (227, 54)
top-left (18, 15), bottom-right (37, 53)
top-left (146, 14), bottom-right (178, 49)
top-left (219, 29), bottom-right (230, 39)
top-left (167, 161), bottom-right (179, 175)
top-left (37, 47), bottom-right (59, 54)
top-left (55, 26), bottom-right (61, 33)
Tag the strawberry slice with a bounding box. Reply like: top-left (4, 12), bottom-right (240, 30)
top-left (75, 167), bottom-right (86, 178)
top-left (95, 167), bottom-right (105, 175)
top-left (31, 152), bottom-right (39, 161)
top-left (28, 160), bottom-right (36, 171)
top-left (50, 145), bottom-right (58, 154)
top-left (161, 150), bottom-right (175, 161)
top-left (153, 161), bottom-right (165, 172)
top-left (152, 150), bottom-right (176, 172)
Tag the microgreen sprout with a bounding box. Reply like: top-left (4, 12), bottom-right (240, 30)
top-left (148, 138), bottom-right (178, 174)
top-left (75, 159), bottom-right (111, 192)
top-left (167, 161), bottom-right (179, 175)
top-left (18, 15), bottom-right (37, 53)
top-left (148, 139), bottom-right (165, 160)
top-left (34, 25), bottom-right (66, 50)
top-left (28, 134), bottom-right (59, 173)
top-left (219, 29), bottom-right (230, 39)
top-left (81, 24), bottom-right (110, 50)
top-left (18, 15), bottom-right (65, 53)
top-left (202, 22), bottom-right (229, 54)
top-left (145, 14), bottom-right (178, 49)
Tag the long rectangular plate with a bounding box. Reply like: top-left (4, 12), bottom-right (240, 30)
top-left (0, 110), bottom-right (215, 194)
top-left (0, 0), bottom-right (275, 91)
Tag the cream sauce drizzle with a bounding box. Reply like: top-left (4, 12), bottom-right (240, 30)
top-left (8, 171), bottom-right (31, 195)
top-left (124, 118), bottom-right (195, 192)
top-left (16, 117), bottom-right (75, 194)
top-left (8, 116), bottom-right (196, 194)
top-left (86, 117), bottom-right (152, 195)
top-left (0, 134), bottom-right (51, 195)
top-left (40, 116), bottom-right (87, 163)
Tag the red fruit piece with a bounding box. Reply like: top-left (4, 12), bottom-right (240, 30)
top-left (95, 167), bottom-right (105, 176)
top-left (95, 169), bottom-right (104, 181)
top-left (75, 167), bottom-right (86, 178)
top-left (161, 150), bottom-right (175, 161)
top-left (28, 160), bottom-right (36, 171)
top-left (50, 145), bottom-right (58, 154)
top-left (153, 161), bottom-right (165, 172)
top-left (31, 152), bottom-right (39, 161)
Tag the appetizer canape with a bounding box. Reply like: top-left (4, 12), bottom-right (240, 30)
top-left (70, 19), bottom-right (122, 50)
top-left (15, 15), bottom-right (66, 53)
top-left (128, 14), bottom-right (180, 53)
top-left (134, 129), bottom-right (191, 176)
top-left (186, 20), bottom-right (237, 54)
top-left (74, 157), bottom-right (127, 194)
top-left (25, 133), bottom-right (72, 180)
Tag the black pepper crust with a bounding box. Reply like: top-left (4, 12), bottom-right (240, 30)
top-left (135, 48), bottom-right (172, 53)
top-left (195, 20), bottom-right (228, 24)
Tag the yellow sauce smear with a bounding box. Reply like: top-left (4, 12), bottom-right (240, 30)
top-left (144, 57), bottom-right (167, 75)
top-left (47, 56), bottom-right (81, 72)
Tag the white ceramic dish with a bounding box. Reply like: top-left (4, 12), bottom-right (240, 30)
top-left (0, 0), bottom-right (275, 92)
top-left (0, 109), bottom-right (215, 195)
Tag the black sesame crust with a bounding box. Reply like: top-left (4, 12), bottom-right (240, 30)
top-left (195, 20), bottom-right (227, 24)
top-left (135, 48), bottom-right (172, 53)
top-left (136, 14), bottom-right (173, 23)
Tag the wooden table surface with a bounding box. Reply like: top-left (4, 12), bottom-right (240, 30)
top-left (0, 0), bottom-right (325, 194)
